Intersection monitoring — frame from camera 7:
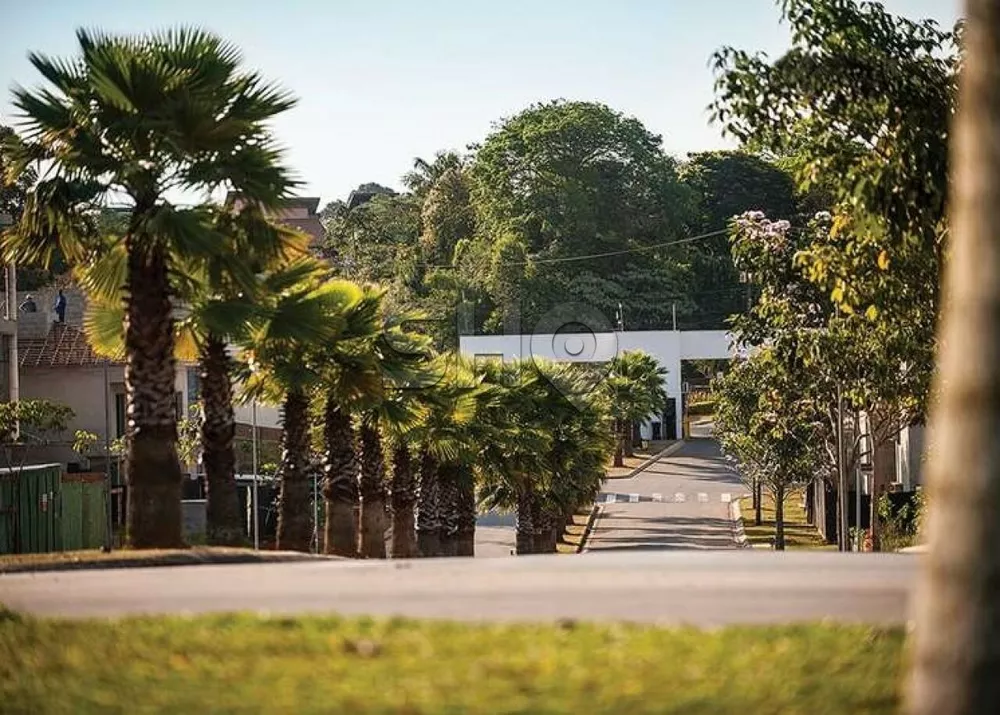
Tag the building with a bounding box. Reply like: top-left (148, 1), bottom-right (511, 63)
top-left (224, 193), bottom-right (324, 244)
top-left (459, 329), bottom-right (737, 440)
top-left (2, 284), bottom-right (283, 474)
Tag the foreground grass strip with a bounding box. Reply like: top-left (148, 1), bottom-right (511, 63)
top-left (0, 610), bottom-right (903, 714)
top-left (741, 491), bottom-right (835, 550)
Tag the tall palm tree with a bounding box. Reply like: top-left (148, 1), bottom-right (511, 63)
top-left (243, 263), bottom-right (365, 552)
top-left (907, 3), bottom-right (1000, 712)
top-left (3, 28), bottom-right (298, 547)
top-left (80, 211), bottom-right (308, 546)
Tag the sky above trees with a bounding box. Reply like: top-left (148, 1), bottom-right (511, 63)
top-left (1, 0), bottom-right (959, 201)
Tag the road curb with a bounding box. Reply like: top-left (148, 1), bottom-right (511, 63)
top-left (0, 549), bottom-right (341, 575)
top-left (731, 497), bottom-right (751, 549)
top-left (579, 503), bottom-right (604, 554)
top-left (607, 440), bottom-right (685, 481)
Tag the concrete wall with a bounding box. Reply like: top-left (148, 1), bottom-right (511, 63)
top-left (459, 330), bottom-right (735, 439)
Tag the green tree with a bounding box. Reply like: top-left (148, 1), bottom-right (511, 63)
top-left (467, 100), bottom-right (693, 332)
top-left (678, 150), bottom-right (799, 327)
top-left (4, 28), bottom-right (299, 548)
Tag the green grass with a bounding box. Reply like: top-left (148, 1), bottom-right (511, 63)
top-left (741, 491), bottom-right (836, 550)
top-left (0, 609), bottom-right (904, 714)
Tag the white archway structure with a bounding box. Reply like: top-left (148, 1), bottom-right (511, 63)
top-left (458, 330), bottom-right (736, 439)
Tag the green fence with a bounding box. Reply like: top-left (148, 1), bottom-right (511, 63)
top-left (61, 473), bottom-right (107, 551)
top-left (0, 463), bottom-right (62, 554)
top-left (0, 465), bottom-right (107, 554)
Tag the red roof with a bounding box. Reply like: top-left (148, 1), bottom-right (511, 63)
top-left (18, 323), bottom-right (118, 368)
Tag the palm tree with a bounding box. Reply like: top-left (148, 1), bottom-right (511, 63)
top-left (80, 211), bottom-right (308, 547)
top-left (412, 356), bottom-right (483, 557)
top-left (477, 359), bottom-right (552, 555)
top-left (906, 3), bottom-right (1000, 712)
top-left (243, 263), bottom-right (365, 552)
top-left (3, 28), bottom-right (298, 547)
top-left (603, 351), bottom-right (668, 466)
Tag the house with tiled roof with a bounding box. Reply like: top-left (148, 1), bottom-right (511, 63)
top-left (4, 285), bottom-right (283, 477)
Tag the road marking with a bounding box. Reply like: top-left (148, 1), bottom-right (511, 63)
top-left (652, 493), bottom-right (663, 502)
top-left (721, 493), bottom-right (732, 503)
top-left (698, 493), bottom-right (709, 503)
top-left (674, 492), bottom-right (686, 503)
top-left (629, 493), bottom-right (640, 503)
top-left (605, 493), bottom-right (617, 504)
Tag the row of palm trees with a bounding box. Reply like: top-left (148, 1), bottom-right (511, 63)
top-left (0, 27), bottom-right (670, 555)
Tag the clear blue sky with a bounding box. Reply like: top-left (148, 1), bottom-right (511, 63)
top-left (2, 0), bottom-right (960, 206)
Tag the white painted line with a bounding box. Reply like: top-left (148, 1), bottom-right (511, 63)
top-left (652, 493), bottom-right (663, 502)
top-left (721, 493), bottom-right (732, 503)
top-left (605, 493), bottom-right (617, 504)
top-left (629, 493), bottom-right (640, 503)
top-left (674, 493), bottom-right (686, 503)
top-left (698, 493), bottom-right (709, 503)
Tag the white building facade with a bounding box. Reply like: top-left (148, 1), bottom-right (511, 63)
top-left (459, 329), bottom-right (736, 440)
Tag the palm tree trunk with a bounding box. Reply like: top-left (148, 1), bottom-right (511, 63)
top-left (358, 418), bottom-right (387, 559)
top-left (276, 389), bottom-right (312, 552)
top-left (612, 420), bottom-right (625, 468)
top-left (907, 5), bottom-right (1000, 712)
top-left (200, 335), bottom-right (242, 546)
top-left (455, 465), bottom-right (476, 557)
top-left (437, 463), bottom-right (460, 557)
top-left (124, 240), bottom-right (183, 548)
top-left (417, 447), bottom-right (441, 557)
top-left (516, 488), bottom-right (535, 555)
top-left (321, 398), bottom-right (358, 557)
top-left (390, 444), bottom-right (418, 558)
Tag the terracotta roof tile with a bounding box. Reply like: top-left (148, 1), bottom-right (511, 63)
top-left (18, 323), bottom-right (119, 368)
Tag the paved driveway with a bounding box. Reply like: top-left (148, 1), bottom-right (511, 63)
top-left (586, 440), bottom-right (745, 551)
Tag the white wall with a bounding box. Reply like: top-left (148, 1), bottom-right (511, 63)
top-left (459, 330), bottom-right (735, 439)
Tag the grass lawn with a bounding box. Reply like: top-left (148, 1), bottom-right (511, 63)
top-left (0, 609), bottom-right (904, 714)
top-left (740, 491), bottom-right (835, 550)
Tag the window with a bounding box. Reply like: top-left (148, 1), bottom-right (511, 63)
top-left (175, 392), bottom-right (184, 421)
top-left (186, 367), bottom-right (201, 405)
top-left (114, 393), bottom-right (126, 437)
top-left (0, 334), bottom-right (9, 402)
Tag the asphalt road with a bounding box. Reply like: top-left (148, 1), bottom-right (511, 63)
top-left (0, 551), bottom-right (917, 624)
top-left (587, 439), bottom-right (745, 552)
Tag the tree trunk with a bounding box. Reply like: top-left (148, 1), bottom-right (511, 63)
top-left (417, 447), bottom-right (441, 557)
top-left (455, 465), bottom-right (477, 557)
top-left (321, 398), bottom-right (358, 557)
top-left (907, 5), bottom-right (1000, 712)
top-left (533, 503), bottom-right (559, 554)
top-left (358, 418), bottom-right (387, 559)
top-left (755, 478), bottom-right (763, 526)
top-left (437, 463), bottom-right (460, 557)
top-left (774, 485), bottom-right (785, 551)
top-left (124, 240), bottom-right (183, 549)
top-left (276, 389), bottom-right (312, 552)
top-left (516, 488), bottom-right (534, 555)
top-left (623, 422), bottom-right (636, 457)
top-left (612, 420), bottom-right (625, 467)
top-left (390, 443), bottom-right (418, 558)
top-left (200, 335), bottom-right (242, 546)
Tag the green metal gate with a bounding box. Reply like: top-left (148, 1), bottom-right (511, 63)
top-left (61, 473), bottom-right (107, 550)
top-left (0, 463), bottom-right (62, 554)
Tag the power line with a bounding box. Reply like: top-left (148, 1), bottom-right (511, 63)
top-left (420, 227), bottom-right (730, 270)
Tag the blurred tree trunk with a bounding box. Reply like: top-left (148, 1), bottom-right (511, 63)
top-left (907, 3), bottom-right (1000, 712)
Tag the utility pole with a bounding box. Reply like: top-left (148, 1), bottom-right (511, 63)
top-left (854, 409), bottom-right (863, 552)
top-left (251, 401), bottom-right (259, 551)
top-left (102, 358), bottom-right (113, 552)
top-left (836, 382), bottom-right (849, 552)
top-left (672, 302), bottom-right (677, 332)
